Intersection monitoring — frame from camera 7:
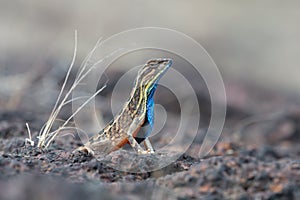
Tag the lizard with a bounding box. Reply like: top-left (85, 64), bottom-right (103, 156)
top-left (77, 58), bottom-right (172, 156)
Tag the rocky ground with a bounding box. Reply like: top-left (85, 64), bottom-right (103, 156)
top-left (1, 73), bottom-right (300, 199)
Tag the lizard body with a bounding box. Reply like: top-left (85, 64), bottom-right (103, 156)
top-left (78, 58), bottom-right (172, 155)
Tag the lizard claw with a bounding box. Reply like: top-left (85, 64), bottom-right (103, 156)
top-left (137, 149), bottom-right (155, 155)
top-left (73, 146), bottom-right (95, 156)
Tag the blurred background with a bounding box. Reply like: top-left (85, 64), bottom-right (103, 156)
top-left (1, 1), bottom-right (300, 112)
top-left (1, 2), bottom-right (300, 199)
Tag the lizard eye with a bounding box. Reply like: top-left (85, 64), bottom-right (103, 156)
top-left (147, 60), bottom-right (159, 66)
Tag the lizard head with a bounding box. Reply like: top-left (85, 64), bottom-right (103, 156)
top-left (136, 58), bottom-right (172, 98)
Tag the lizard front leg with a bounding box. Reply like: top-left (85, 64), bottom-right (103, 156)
top-left (126, 118), bottom-right (152, 154)
top-left (143, 138), bottom-right (155, 153)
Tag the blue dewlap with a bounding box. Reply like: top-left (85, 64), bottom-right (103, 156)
top-left (134, 84), bottom-right (157, 143)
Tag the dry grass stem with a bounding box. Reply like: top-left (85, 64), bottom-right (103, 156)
top-left (35, 31), bottom-right (109, 149)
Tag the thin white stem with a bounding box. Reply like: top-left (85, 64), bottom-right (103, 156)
top-left (25, 122), bottom-right (34, 146)
top-left (42, 81), bottom-right (107, 148)
top-left (62, 82), bottom-right (107, 128)
top-left (51, 30), bottom-right (78, 117)
top-left (62, 96), bottom-right (90, 107)
top-left (37, 34), bottom-right (117, 149)
top-left (37, 31), bottom-right (78, 148)
top-left (76, 37), bottom-right (103, 79)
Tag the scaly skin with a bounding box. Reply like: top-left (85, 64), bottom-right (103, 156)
top-left (77, 58), bottom-right (172, 155)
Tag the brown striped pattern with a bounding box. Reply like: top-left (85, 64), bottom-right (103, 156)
top-left (81, 58), bottom-right (172, 155)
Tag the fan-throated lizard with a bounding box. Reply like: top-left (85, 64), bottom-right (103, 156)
top-left (77, 58), bottom-right (172, 155)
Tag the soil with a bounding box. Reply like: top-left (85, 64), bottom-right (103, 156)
top-left (1, 75), bottom-right (300, 200)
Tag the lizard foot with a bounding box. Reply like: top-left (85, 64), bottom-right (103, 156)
top-left (137, 148), bottom-right (155, 155)
top-left (73, 146), bottom-right (95, 156)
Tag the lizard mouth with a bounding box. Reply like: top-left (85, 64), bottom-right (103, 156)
top-left (147, 58), bottom-right (172, 68)
top-left (146, 58), bottom-right (172, 96)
